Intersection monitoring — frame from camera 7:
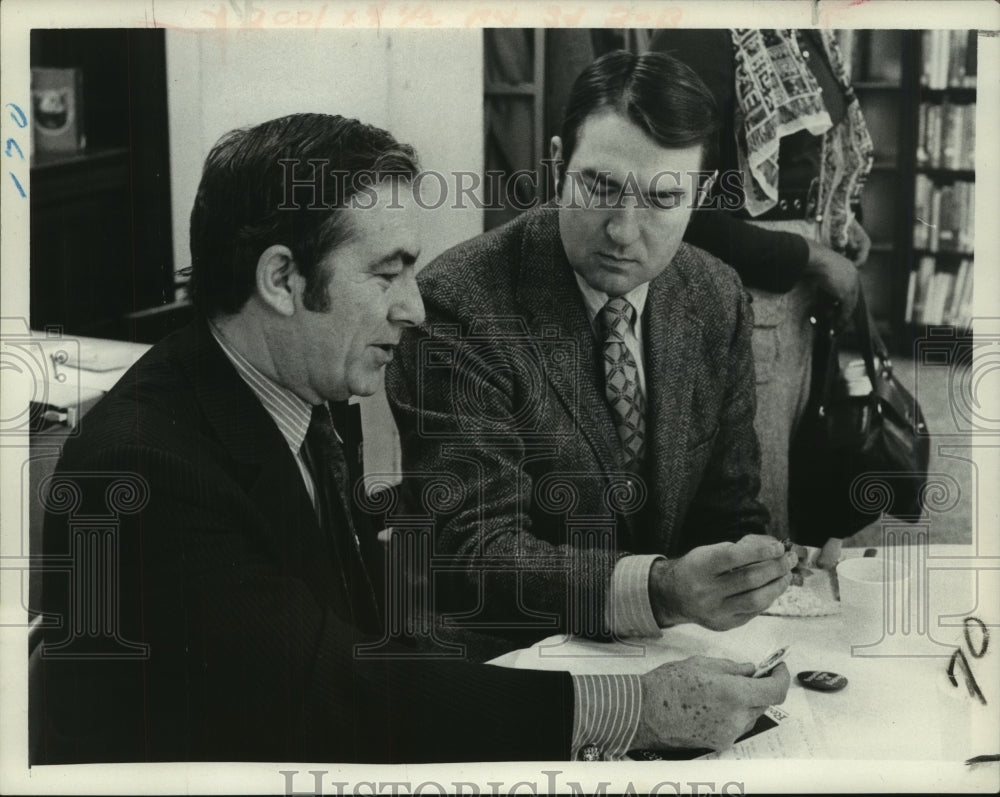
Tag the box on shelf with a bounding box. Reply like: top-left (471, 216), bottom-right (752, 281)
top-left (31, 67), bottom-right (85, 154)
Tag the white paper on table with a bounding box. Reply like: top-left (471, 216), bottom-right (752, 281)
top-left (502, 627), bottom-right (788, 675)
top-left (699, 687), bottom-right (825, 760)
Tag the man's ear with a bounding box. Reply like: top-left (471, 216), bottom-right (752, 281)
top-left (255, 244), bottom-right (302, 317)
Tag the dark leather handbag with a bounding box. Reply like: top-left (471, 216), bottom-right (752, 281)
top-left (788, 290), bottom-right (930, 544)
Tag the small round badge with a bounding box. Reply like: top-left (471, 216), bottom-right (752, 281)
top-left (797, 670), bottom-right (848, 692)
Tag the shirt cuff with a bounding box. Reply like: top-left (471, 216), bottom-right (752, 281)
top-left (571, 673), bottom-right (642, 761)
top-left (607, 554), bottom-right (664, 638)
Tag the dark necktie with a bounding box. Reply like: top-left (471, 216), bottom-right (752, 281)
top-left (598, 297), bottom-right (646, 471)
top-left (304, 403), bottom-right (380, 632)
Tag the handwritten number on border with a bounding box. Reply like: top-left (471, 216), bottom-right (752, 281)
top-left (948, 616), bottom-right (989, 705)
top-left (4, 102), bottom-right (28, 199)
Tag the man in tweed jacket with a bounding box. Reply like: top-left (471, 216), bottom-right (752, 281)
top-left (35, 111), bottom-right (790, 764)
top-left (387, 51), bottom-right (797, 653)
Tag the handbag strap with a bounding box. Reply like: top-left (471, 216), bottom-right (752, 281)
top-left (851, 288), bottom-right (892, 386)
top-left (812, 288), bottom-right (892, 414)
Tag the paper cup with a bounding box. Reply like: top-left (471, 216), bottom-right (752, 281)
top-left (837, 556), bottom-right (910, 652)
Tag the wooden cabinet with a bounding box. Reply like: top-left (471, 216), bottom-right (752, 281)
top-left (29, 29), bottom-right (173, 340)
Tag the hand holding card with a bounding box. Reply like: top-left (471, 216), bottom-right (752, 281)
top-left (753, 645), bottom-right (791, 678)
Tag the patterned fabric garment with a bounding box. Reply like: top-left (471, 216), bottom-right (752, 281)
top-left (730, 28), bottom-right (874, 249)
top-left (599, 297), bottom-right (646, 471)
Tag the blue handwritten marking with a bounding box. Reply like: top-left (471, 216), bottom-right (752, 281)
top-left (9, 172), bottom-right (27, 198)
top-left (4, 102), bottom-right (29, 199)
top-left (5, 138), bottom-right (25, 160)
top-left (5, 103), bottom-right (27, 128)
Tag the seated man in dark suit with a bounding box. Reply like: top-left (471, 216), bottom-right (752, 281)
top-left (35, 112), bottom-right (789, 764)
top-left (386, 51), bottom-right (798, 652)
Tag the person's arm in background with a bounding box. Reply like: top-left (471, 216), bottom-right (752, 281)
top-left (686, 208), bottom-right (810, 293)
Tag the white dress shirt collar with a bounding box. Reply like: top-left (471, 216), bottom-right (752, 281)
top-left (209, 322), bottom-right (313, 455)
top-left (572, 273), bottom-right (650, 336)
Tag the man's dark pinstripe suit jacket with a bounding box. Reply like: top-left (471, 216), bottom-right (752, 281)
top-left (36, 320), bottom-right (574, 764)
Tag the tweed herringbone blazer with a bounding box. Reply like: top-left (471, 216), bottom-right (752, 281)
top-left (386, 206), bottom-right (769, 648)
top-left (35, 320), bottom-right (574, 764)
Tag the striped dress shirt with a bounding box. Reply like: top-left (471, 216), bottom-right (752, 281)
top-left (210, 324), bottom-right (318, 512)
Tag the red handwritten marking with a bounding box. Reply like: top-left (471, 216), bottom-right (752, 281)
top-left (604, 6), bottom-right (681, 28)
top-left (367, 3), bottom-right (386, 32)
top-left (398, 4), bottom-right (443, 27)
top-left (193, 3), bottom-right (329, 31)
top-left (464, 8), bottom-right (518, 27)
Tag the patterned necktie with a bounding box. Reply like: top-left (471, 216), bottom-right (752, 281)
top-left (598, 297), bottom-right (646, 471)
top-left (304, 403), bottom-right (380, 632)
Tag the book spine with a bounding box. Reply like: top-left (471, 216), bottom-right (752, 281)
top-left (912, 174), bottom-right (932, 250)
top-left (962, 104), bottom-right (976, 171)
top-left (912, 255), bottom-right (937, 325)
top-left (951, 104), bottom-right (966, 171)
top-left (904, 269), bottom-right (917, 324)
top-left (937, 184), bottom-right (957, 252)
top-left (948, 30), bottom-right (967, 88)
top-left (965, 182), bottom-right (975, 254)
top-left (916, 103), bottom-right (929, 165)
top-left (950, 259), bottom-right (970, 324)
top-left (929, 188), bottom-right (942, 252)
top-left (924, 272), bottom-right (940, 326)
top-left (934, 30), bottom-right (950, 90)
top-left (958, 260), bottom-right (974, 330)
top-left (957, 182), bottom-right (969, 253)
top-left (963, 30), bottom-right (978, 88)
top-left (837, 30), bottom-right (857, 80)
top-left (940, 104), bottom-right (957, 171)
top-left (920, 30), bottom-right (932, 86)
top-left (940, 271), bottom-right (957, 326)
top-left (927, 105), bottom-right (943, 169)
top-left (932, 272), bottom-right (953, 325)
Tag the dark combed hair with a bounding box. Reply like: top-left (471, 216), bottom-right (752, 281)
top-left (557, 50), bottom-right (720, 183)
top-left (189, 113), bottom-right (419, 317)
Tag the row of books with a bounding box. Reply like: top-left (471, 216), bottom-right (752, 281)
top-left (912, 177), bottom-right (974, 254)
top-left (916, 102), bottom-right (976, 171)
top-left (921, 30), bottom-right (977, 90)
top-left (905, 256), bottom-right (973, 330)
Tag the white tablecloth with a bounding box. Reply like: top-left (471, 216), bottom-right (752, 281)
top-left (493, 544), bottom-right (999, 763)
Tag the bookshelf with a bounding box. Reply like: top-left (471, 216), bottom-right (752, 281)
top-left (907, 31), bottom-right (976, 338)
top-left (837, 30), bottom-right (915, 350)
top-left (841, 30), bottom-right (975, 355)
